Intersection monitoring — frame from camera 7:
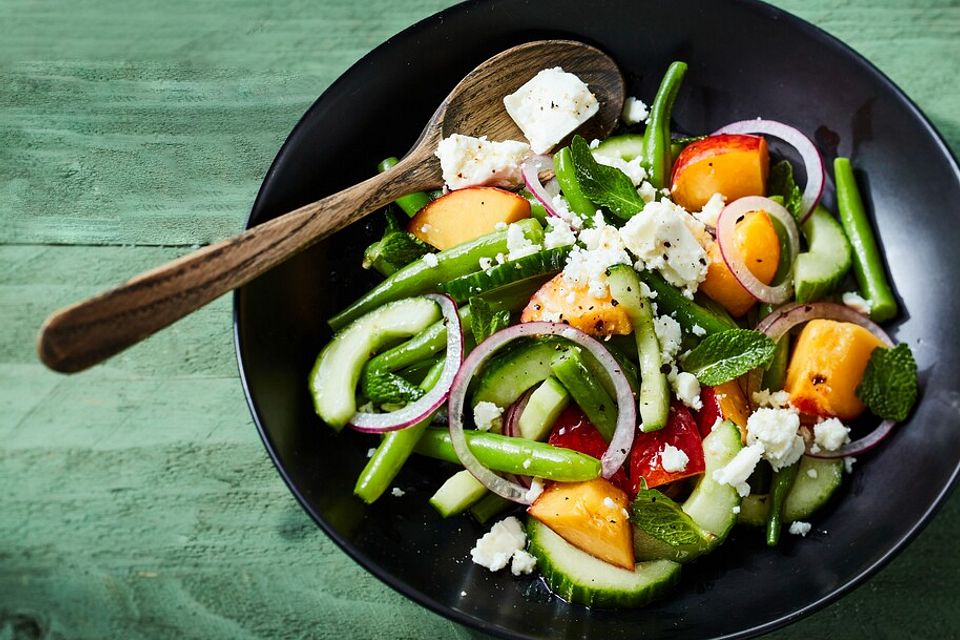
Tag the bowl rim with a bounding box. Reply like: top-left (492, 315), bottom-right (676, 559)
top-left (233, 0), bottom-right (960, 638)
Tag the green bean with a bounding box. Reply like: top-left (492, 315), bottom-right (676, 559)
top-left (551, 348), bottom-right (617, 441)
top-left (365, 305), bottom-right (472, 374)
top-left (638, 270), bottom-right (739, 335)
top-left (354, 361), bottom-right (445, 504)
top-left (834, 157), bottom-right (898, 322)
top-left (469, 492), bottom-right (516, 524)
top-left (642, 62), bottom-right (688, 189)
top-left (765, 462), bottom-right (800, 546)
top-left (554, 146), bottom-right (598, 219)
top-left (413, 428), bottom-right (601, 482)
top-left (520, 189), bottom-right (548, 224)
top-left (377, 157), bottom-right (432, 217)
top-left (329, 218), bottom-right (544, 330)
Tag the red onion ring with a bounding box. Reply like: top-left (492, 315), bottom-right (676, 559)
top-left (716, 196), bottom-right (800, 304)
top-left (447, 322), bottom-right (636, 503)
top-left (503, 388), bottom-right (535, 438)
top-left (748, 301), bottom-right (897, 458)
top-left (521, 155), bottom-right (562, 219)
top-left (348, 294), bottom-right (463, 433)
top-left (712, 119), bottom-right (824, 222)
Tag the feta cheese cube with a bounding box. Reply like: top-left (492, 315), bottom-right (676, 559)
top-left (842, 291), bottom-right (873, 315)
top-left (788, 521), bottom-right (812, 537)
top-left (746, 407), bottom-right (805, 471)
top-left (713, 443), bottom-right (764, 497)
top-left (593, 152), bottom-right (647, 186)
top-left (470, 516), bottom-right (527, 572)
top-left (510, 549), bottom-right (538, 575)
top-left (621, 96), bottom-right (649, 125)
top-left (814, 417), bottom-right (851, 452)
top-left (435, 134), bottom-right (531, 190)
top-left (670, 371), bottom-right (702, 411)
top-left (473, 401), bottom-right (503, 432)
top-left (659, 443), bottom-right (690, 473)
top-left (503, 67), bottom-right (599, 154)
top-left (544, 217), bottom-right (577, 249)
top-left (694, 192), bottom-right (726, 228)
top-left (391, 487), bottom-right (406, 497)
top-left (654, 315), bottom-right (683, 364)
top-left (751, 388), bottom-right (793, 409)
top-left (506, 222), bottom-right (542, 261)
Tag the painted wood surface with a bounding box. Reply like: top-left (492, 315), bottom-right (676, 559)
top-left (1, 0), bottom-right (958, 638)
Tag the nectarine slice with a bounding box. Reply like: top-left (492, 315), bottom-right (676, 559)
top-left (670, 134), bottom-right (769, 211)
top-left (407, 186), bottom-right (530, 250)
top-left (521, 273), bottom-right (632, 337)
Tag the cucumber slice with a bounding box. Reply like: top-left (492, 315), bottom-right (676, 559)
top-left (738, 456), bottom-right (844, 526)
top-left (472, 337), bottom-right (572, 409)
top-left (441, 245), bottom-right (571, 303)
top-left (518, 377), bottom-right (570, 441)
top-left (593, 134), bottom-right (645, 161)
top-left (528, 519), bottom-right (681, 608)
top-left (606, 265), bottom-right (669, 432)
top-left (795, 205), bottom-right (853, 303)
top-left (310, 297), bottom-right (440, 430)
top-left (681, 420), bottom-right (743, 547)
top-left (630, 488), bottom-right (717, 563)
top-left (477, 272), bottom-right (554, 311)
top-left (469, 492), bottom-right (515, 524)
top-left (429, 470), bottom-right (487, 517)
top-left (551, 348), bottom-right (618, 441)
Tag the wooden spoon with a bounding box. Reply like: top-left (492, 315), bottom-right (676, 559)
top-left (38, 39), bottom-right (625, 373)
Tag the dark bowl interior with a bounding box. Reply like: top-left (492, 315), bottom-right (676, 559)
top-left (234, 0), bottom-right (960, 638)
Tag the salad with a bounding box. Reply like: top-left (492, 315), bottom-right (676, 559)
top-left (308, 62), bottom-right (918, 608)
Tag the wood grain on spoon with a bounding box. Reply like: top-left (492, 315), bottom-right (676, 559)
top-left (37, 40), bottom-right (625, 373)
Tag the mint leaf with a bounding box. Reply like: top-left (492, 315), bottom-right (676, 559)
top-left (469, 297), bottom-right (511, 343)
top-left (362, 210), bottom-right (435, 276)
top-left (362, 369), bottom-right (425, 405)
top-left (856, 343), bottom-right (918, 421)
top-left (767, 160), bottom-right (804, 221)
top-left (630, 488), bottom-right (707, 547)
top-left (569, 135), bottom-right (645, 221)
top-left (681, 329), bottom-right (777, 385)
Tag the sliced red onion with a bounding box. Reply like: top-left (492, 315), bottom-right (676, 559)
top-left (716, 196), bottom-right (800, 304)
top-left (749, 301), bottom-right (898, 457)
top-left (348, 294), bottom-right (463, 433)
top-left (503, 388), bottom-right (535, 438)
top-left (521, 155), bottom-right (561, 218)
top-left (447, 322), bottom-right (636, 503)
top-left (712, 119), bottom-right (824, 222)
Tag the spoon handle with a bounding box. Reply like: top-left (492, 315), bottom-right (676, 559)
top-left (38, 154), bottom-right (438, 373)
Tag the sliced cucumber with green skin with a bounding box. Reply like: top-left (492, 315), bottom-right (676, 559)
top-left (606, 265), bottom-right (669, 432)
top-left (528, 519), bottom-right (681, 608)
top-left (631, 488), bottom-right (717, 563)
top-left (551, 348), bottom-right (618, 440)
top-left (310, 297), bottom-right (440, 430)
top-left (441, 245), bottom-right (571, 303)
top-left (795, 205), bottom-right (853, 303)
top-left (738, 456), bottom-right (844, 526)
top-left (477, 273), bottom-right (554, 311)
top-left (469, 492), bottom-right (515, 524)
top-left (472, 337), bottom-right (572, 409)
top-left (329, 218), bottom-right (543, 330)
top-left (429, 470), bottom-right (487, 517)
top-left (518, 377), bottom-right (570, 441)
top-left (681, 420), bottom-right (743, 547)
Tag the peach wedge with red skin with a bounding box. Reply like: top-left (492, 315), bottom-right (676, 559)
top-left (521, 273), bottom-right (632, 338)
top-left (407, 186), bottom-right (530, 250)
top-left (670, 134), bottom-right (769, 211)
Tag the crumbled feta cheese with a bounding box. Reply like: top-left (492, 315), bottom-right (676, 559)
top-left (659, 444), bottom-right (690, 473)
top-left (549, 194), bottom-right (583, 228)
top-left (391, 487), bottom-right (406, 497)
top-left (473, 401), bottom-right (503, 432)
top-left (589, 138), bottom-right (601, 149)
top-left (746, 407), bottom-right (805, 471)
top-left (366, 448), bottom-right (376, 458)
top-left (435, 134), bottom-right (531, 190)
top-left (621, 96), bottom-right (649, 125)
top-left (814, 417), bottom-right (851, 452)
top-left (752, 388), bottom-right (793, 409)
top-left (713, 444), bottom-right (764, 497)
top-left (593, 152), bottom-right (648, 186)
top-left (732, 505), bottom-right (741, 514)
top-left (496, 252), bottom-right (506, 264)
top-left (842, 291), bottom-right (873, 315)
top-left (506, 222), bottom-right (542, 261)
top-left (638, 280), bottom-right (657, 300)
top-left (670, 371), bottom-right (702, 411)
top-left (620, 200), bottom-right (710, 298)
top-left (561, 213), bottom-right (631, 297)
top-left (638, 181), bottom-right (658, 204)
top-left (602, 496), bottom-right (618, 509)
top-left (807, 468), bottom-right (819, 479)
top-left (788, 521), bottom-right (812, 537)
top-left (495, 221), bottom-right (508, 231)
top-left (479, 256), bottom-right (493, 270)
top-left (470, 516), bottom-right (527, 572)
top-left (422, 253), bottom-right (439, 268)
top-left (460, 591), bottom-right (467, 596)
top-left (510, 549), bottom-right (538, 575)
top-left (503, 67), bottom-right (600, 154)
top-left (694, 193), bottom-right (726, 228)
top-left (843, 456), bottom-right (857, 474)
top-left (524, 478), bottom-right (545, 502)
top-left (654, 315), bottom-right (683, 364)
top-left (544, 217), bottom-right (577, 249)
top-left (691, 324), bottom-right (706, 337)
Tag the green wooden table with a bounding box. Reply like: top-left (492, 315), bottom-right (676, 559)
top-left (2, 0), bottom-right (957, 637)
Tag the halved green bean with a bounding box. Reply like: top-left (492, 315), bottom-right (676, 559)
top-left (638, 270), bottom-right (739, 335)
top-left (765, 462), bottom-right (800, 546)
top-left (413, 428), bottom-right (601, 482)
top-left (642, 62), bottom-right (688, 189)
top-left (378, 157), bottom-right (432, 217)
top-left (366, 305), bottom-right (472, 374)
top-left (834, 157), bottom-right (898, 322)
top-left (551, 348), bottom-right (617, 441)
top-left (554, 146), bottom-right (598, 219)
top-left (329, 218), bottom-right (544, 330)
top-left (354, 361), bottom-right (445, 504)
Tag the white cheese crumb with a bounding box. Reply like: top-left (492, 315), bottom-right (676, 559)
top-left (670, 371), bottom-right (703, 411)
top-left (788, 521), bottom-right (812, 537)
top-left (422, 253), bottom-right (439, 268)
top-left (510, 549), bottom-right (538, 575)
top-left (589, 138), bottom-right (601, 149)
top-left (593, 152), bottom-right (648, 186)
top-left (654, 315), bottom-right (683, 365)
top-left (435, 134), bottom-right (531, 190)
top-left (621, 96), bottom-right (649, 125)
top-left (549, 194), bottom-right (583, 228)
top-left (478, 257), bottom-right (493, 270)
top-left (842, 291), bottom-right (873, 315)
top-left (659, 444), bottom-right (690, 473)
top-left (495, 221), bottom-right (508, 231)
top-left (561, 213), bottom-right (631, 296)
top-left (807, 468), bottom-right (819, 479)
top-left (470, 516), bottom-right (527, 572)
top-left (691, 324), bottom-right (706, 337)
top-left (391, 487), bottom-right (406, 497)
top-left (694, 193), bottom-right (726, 228)
top-left (602, 496), bottom-right (617, 509)
top-left (814, 417), bottom-right (851, 452)
top-left (713, 443), bottom-right (764, 497)
top-left (505, 222), bottom-right (543, 261)
top-left (752, 388), bottom-right (793, 409)
top-left (638, 181), bottom-right (658, 204)
top-left (503, 67), bottom-right (600, 154)
top-left (366, 448), bottom-right (376, 459)
top-left (544, 217), bottom-right (577, 249)
top-left (843, 456), bottom-right (857, 474)
top-left (747, 407), bottom-right (805, 471)
top-left (473, 401), bottom-right (503, 432)
top-left (524, 478), bottom-right (545, 503)
top-left (460, 590), bottom-right (467, 597)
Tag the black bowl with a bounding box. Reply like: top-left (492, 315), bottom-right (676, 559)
top-left (234, 1), bottom-right (960, 637)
